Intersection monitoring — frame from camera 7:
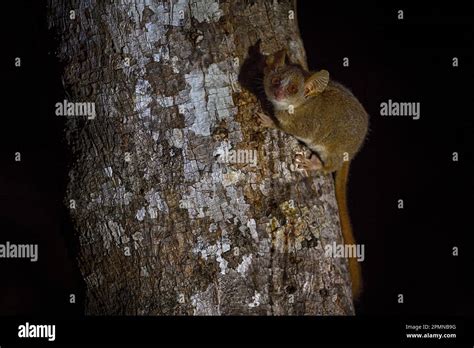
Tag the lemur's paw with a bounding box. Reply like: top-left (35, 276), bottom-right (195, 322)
top-left (257, 112), bottom-right (276, 129)
top-left (295, 153), bottom-right (322, 172)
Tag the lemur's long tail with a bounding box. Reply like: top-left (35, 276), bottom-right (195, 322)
top-left (335, 161), bottom-right (362, 300)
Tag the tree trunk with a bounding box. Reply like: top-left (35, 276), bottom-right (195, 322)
top-left (48, 0), bottom-right (354, 315)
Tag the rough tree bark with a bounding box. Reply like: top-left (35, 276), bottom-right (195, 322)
top-left (48, 0), bottom-right (354, 315)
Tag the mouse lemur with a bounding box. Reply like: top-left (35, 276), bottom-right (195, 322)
top-left (258, 49), bottom-right (369, 299)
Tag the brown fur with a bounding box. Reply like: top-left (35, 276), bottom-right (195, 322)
top-left (336, 161), bottom-right (363, 299)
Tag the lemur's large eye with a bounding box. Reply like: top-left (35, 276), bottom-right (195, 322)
top-left (271, 77), bottom-right (280, 86)
top-left (287, 84), bottom-right (298, 94)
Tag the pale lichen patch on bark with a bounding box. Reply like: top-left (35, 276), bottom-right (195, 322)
top-left (135, 207), bottom-right (146, 221)
top-left (140, 266), bottom-right (150, 277)
top-left (236, 254), bottom-right (253, 276)
top-left (166, 128), bottom-right (184, 148)
top-left (192, 237), bottom-right (230, 275)
top-left (145, 189), bottom-right (169, 213)
top-left (248, 291), bottom-right (262, 308)
top-left (132, 231), bottom-right (144, 250)
top-left (134, 79), bottom-right (153, 119)
top-left (182, 61), bottom-right (238, 137)
top-left (104, 166), bottom-right (113, 177)
top-left (146, 0), bottom-right (189, 27)
top-left (221, 169), bottom-right (243, 187)
top-left (190, 0), bottom-right (222, 23)
top-left (191, 283), bottom-right (220, 315)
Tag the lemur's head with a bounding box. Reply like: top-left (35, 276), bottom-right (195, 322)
top-left (263, 49), bottom-right (329, 111)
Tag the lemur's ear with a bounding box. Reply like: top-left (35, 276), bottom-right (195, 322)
top-left (304, 69), bottom-right (329, 97)
top-left (266, 49), bottom-right (287, 70)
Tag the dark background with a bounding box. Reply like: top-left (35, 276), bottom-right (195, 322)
top-left (298, 1), bottom-right (473, 315)
top-left (1, 0), bottom-right (472, 318)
